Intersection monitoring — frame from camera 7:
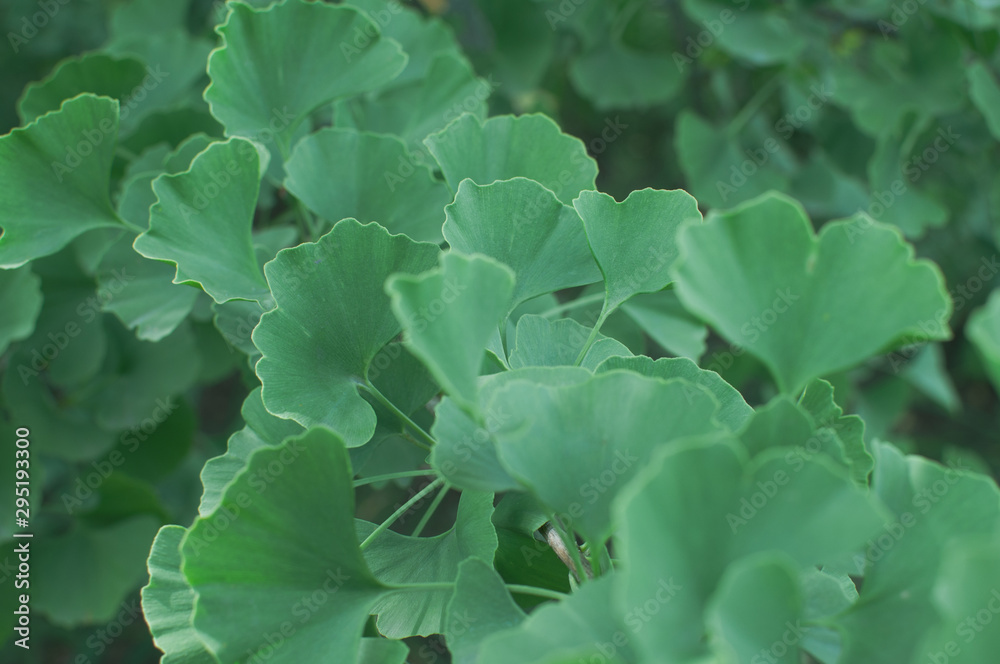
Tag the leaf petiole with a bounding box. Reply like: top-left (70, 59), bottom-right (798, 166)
top-left (360, 477), bottom-right (445, 551)
top-left (361, 380), bottom-right (438, 450)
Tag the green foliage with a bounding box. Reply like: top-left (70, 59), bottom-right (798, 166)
top-left (2, 0), bottom-right (999, 662)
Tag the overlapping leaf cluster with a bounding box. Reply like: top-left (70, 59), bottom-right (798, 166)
top-left (1, 1), bottom-right (999, 663)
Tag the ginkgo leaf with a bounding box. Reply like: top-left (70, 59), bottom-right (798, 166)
top-left (17, 52), bottom-right (148, 126)
top-left (284, 127), bottom-right (451, 243)
top-left (134, 137), bottom-right (270, 304)
top-left (424, 113), bottom-right (598, 205)
top-left (574, 187), bottom-right (702, 323)
top-left (141, 525), bottom-right (219, 664)
top-left (0, 94), bottom-right (125, 268)
top-left (489, 370), bottom-right (726, 544)
top-left (443, 178), bottom-right (601, 308)
top-left (671, 192), bottom-right (952, 394)
top-left (253, 219), bottom-right (439, 447)
top-left (182, 428), bottom-right (389, 663)
top-left (387, 252), bottom-right (514, 412)
top-left (204, 0), bottom-right (406, 153)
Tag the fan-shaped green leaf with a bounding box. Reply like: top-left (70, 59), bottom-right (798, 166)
top-left (0, 265), bottom-right (43, 355)
top-left (967, 290), bottom-right (1000, 394)
top-left (0, 94), bottom-right (124, 268)
top-left (508, 315), bottom-right (632, 371)
top-left (284, 127), bottom-right (451, 243)
top-left (253, 219), bottom-right (439, 447)
top-left (424, 113), bottom-right (598, 205)
top-left (490, 371), bottom-right (725, 544)
top-left (182, 428), bottom-right (389, 663)
top-left (134, 137), bottom-right (269, 304)
top-left (357, 491), bottom-right (497, 638)
top-left (204, 0), bottom-right (406, 152)
top-left (142, 525), bottom-right (219, 664)
top-left (444, 178), bottom-right (602, 308)
top-left (672, 192), bottom-right (951, 394)
top-left (387, 252), bottom-right (514, 412)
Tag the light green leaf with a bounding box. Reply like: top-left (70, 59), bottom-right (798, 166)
top-left (477, 575), bottom-right (634, 664)
top-left (424, 113), bottom-right (598, 205)
top-left (134, 137), bottom-right (269, 304)
top-left (337, 52), bottom-right (488, 147)
top-left (574, 188), bottom-right (702, 316)
top-left (672, 192), bottom-right (952, 394)
top-left (833, 442), bottom-right (1000, 663)
top-left (253, 219), bottom-right (439, 447)
top-left (141, 526), bottom-right (219, 664)
top-left (97, 234), bottom-right (199, 341)
top-left (0, 265), bottom-right (43, 354)
top-left (445, 558), bottom-right (526, 664)
top-left (182, 428), bottom-right (389, 663)
top-left (357, 638), bottom-right (410, 664)
top-left (444, 178), bottom-right (602, 308)
top-left (430, 366), bottom-right (591, 493)
top-left (508, 315), bottom-right (632, 371)
top-left (920, 537), bottom-right (1000, 664)
top-left (706, 553), bottom-right (804, 664)
top-left (620, 290), bottom-right (708, 360)
top-left (17, 52), bottom-right (147, 127)
top-left (490, 371), bottom-right (726, 544)
top-left (0, 94), bottom-right (124, 268)
top-left (204, 0), bottom-right (406, 151)
top-left (614, 436), bottom-right (887, 662)
top-left (967, 290), bottom-right (1000, 394)
top-left (198, 387), bottom-right (303, 517)
top-left (345, 0), bottom-right (463, 90)
top-left (387, 252), bottom-right (514, 412)
top-left (595, 355), bottom-right (752, 432)
top-left (357, 491), bottom-right (497, 638)
top-left (284, 127), bottom-right (451, 243)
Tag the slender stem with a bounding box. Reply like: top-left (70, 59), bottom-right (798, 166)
top-left (506, 584), bottom-right (569, 601)
top-left (594, 540), bottom-right (613, 576)
top-left (353, 470), bottom-right (438, 488)
top-left (539, 292), bottom-right (606, 319)
top-left (727, 76), bottom-right (781, 138)
top-left (573, 307), bottom-right (609, 367)
top-left (411, 481), bottom-right (450, 537)
top-left (548, 517), bottom-right (588, 582)
top-left (295, 198), bottom-right (321, 242)
top-left (360, 477), bottom-right (445, 551)
top-left (114, 213), bottom-right (145, 234)
top-left (388, 582), bottom-right (567, 602)
top-left (361, 381), bottom-right (437, 450)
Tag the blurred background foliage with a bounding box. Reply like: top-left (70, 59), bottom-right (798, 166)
top-left (0, 0), bottom-right (998, 661)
